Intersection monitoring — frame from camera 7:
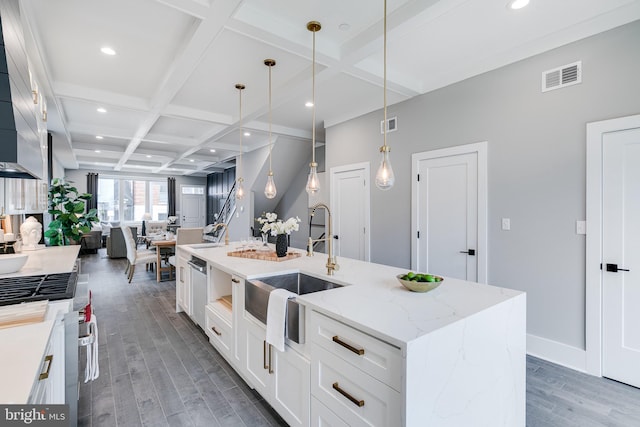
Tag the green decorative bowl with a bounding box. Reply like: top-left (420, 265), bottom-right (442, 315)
top-left (396, 273), bottom-right (443, 293)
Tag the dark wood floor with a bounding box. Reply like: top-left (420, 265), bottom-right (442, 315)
top-left (77, 250), bottom-right (640, 426)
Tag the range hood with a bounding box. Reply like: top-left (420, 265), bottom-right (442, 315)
top-left (0, 2), bottom-right (45, 180)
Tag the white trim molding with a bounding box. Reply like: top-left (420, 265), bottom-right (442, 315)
top-left (527, 334), bottom-right (587, 373)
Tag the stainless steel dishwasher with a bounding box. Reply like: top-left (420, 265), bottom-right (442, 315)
top-left (188, 256), bottom-right (207, 329)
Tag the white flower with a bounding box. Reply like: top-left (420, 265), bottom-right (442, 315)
top-left (256, 212), bottom-right (300, 235)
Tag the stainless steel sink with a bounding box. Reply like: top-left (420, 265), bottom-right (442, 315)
top-left (245, 273), bottom-right (343, 344)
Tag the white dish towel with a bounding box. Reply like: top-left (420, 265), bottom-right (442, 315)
top-left (266, 289), bottom-right (296, 352)
top-left (84, 314), bottom-right (100, 382)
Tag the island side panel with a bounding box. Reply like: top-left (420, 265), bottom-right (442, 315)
top-left (404, 293), bottom-right (526, 427)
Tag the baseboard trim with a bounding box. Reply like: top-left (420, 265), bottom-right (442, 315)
top-left (527, 333), bottom-right (587, 373)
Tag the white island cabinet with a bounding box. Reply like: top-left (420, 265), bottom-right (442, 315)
top-left (178, 244), bottom-right (526, 427)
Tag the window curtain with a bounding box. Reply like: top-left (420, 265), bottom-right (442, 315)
top-left (86, 172), bottom-right (98, 212)
top-left (168, 177), bottom-right (176, 217)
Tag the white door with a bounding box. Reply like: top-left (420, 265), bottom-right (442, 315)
top-left (602, 127), bottom-right (640, 387)
top-left (181, 192), bottom-right (205, 228)
top-left (330, 163), bottom-right (370, 261)
top-left (412, 142), bottom-right (487, 282)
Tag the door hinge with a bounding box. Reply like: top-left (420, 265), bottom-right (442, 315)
top-left (417, 231), bottom-right (420, 238)
top-left (417, 174), bottom-right (420, 182)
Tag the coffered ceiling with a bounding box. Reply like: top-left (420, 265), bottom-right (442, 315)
top-left (19, 0), bottom-right (640, 176)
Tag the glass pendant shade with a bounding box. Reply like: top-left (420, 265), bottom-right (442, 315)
top-left (236, 178), bottom-right (245, 200)
top-left (264, 172), bottom-right (277, 199)
top-left (306, 162), bottom-right (320, 194)
top-left (375, 147), bottom-right (395, 190)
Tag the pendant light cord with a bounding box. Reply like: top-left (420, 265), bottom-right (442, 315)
top-left (383, 0), bottom-right (388, 149)
top-left (239, 88), bottom-right (242, 175)
top-left (268, 64), bottom-right (273, 173)
top-left (311, 28), bottom-right (317, 165)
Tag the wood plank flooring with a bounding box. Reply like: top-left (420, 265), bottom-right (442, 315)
top-left (77, 250), bottom-right (640, 426)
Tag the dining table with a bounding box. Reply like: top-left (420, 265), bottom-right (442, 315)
top-left (149, 239), bottom-right (176, 282)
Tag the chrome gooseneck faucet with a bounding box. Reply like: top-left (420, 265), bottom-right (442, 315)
top-left (307, 203), bottom-right (338, 275)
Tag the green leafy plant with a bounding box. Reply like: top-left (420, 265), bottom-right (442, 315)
top-left (45, 178), bottom-right (99, 246)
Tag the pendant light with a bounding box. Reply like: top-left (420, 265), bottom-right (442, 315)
top-left (305, 21), bottom-right (321, 195)
top-left (235, 84), bottom-right (245, 200)
top-left (264, 59), bottom-right (277, 199)
top-left (375, 0), bottom-right (395, 191)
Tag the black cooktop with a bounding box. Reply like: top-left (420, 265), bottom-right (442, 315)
top-left (0, 271), bottom-right (78, 306)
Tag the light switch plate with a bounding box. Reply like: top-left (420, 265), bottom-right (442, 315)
top-left (576, 220), bottom-right (586, 235)
top-left (501, 218), bottom-right (511, 231)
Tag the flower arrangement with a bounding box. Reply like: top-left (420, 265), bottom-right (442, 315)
top-left (257, 212), bottom-right (301, 236)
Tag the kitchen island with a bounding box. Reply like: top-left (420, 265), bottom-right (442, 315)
top-left (0, 246), bottom-right (80, 405)
top-left (178, 243), bottom-right (525, 426)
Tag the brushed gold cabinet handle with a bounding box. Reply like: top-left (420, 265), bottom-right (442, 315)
top-left (332, 336), bottom-right (364, 355)
top-left (268, 344), bottom-right (273, 374)
top-left (263, 341), bottom-right (269, 370)
top-left (332, 382), bottom-right (364, 407)
top-left (39, 355), bottom-right (53, 380)
top-left (231, 278), bottom-right (240, 283)
top-left (211, 326), bottom-right (222, 336)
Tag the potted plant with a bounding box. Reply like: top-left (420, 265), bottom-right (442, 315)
top-left (45, 178), bottom-right (99, 246)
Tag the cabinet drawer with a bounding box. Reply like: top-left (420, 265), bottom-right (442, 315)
top-left (309, 311), bottom-right (402, 391)
top-left (205, 305), bottom-right (232, 357)
top-left (311, 396), bottom-right (349, 427)
top-left (311, 344), bottom-right (401, 427)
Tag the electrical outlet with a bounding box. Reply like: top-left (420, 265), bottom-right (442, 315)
top-left (501, 218), bottom-right (511, 231)
top-left (576, 220), bottom-right (586, 235)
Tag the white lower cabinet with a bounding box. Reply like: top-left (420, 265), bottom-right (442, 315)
top-left (309, 310), bottom-right (402, 427)
top-left (244, 319), bottom-right (310, 427)
top-left (29, 315), bottom-right (65, 404)
top-left (205, 305), bottom-right (232, 359)
top-left (311, 397), bottom-right (349, 427)
top-left (176, 250), bottom-right (191, 314)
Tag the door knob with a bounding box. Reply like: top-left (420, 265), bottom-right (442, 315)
top-left (605, 263), bottom-right (630, 272)
top-left (460, 249), bottom-right (475, 256)
top-left (333, 235), bottom-right (339, 240)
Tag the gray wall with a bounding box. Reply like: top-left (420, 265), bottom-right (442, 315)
top-left (322, 21), bottom-right (640, 351)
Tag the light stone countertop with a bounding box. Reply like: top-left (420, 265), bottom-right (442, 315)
top-left (0, 246), bottom-right (80, 278)
top-left (182, 243), bottom-right (523, 349)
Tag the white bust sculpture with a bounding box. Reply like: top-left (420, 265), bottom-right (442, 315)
top-left (20, 216), bottom-right (42, 248)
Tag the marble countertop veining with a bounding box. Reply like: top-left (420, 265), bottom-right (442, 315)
top-left (0, 246), bottom-right (80, 278)
top-left (182, 243), bottom-right (524, 349)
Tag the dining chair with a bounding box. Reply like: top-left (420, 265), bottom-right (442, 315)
top-left (122, 226), bottom-right (157, 283)
top-left (168, 227), bottom-right (204, 268)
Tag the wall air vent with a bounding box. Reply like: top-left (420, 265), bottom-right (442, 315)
top-left (542, 61), bottom-right (582, 92)
top-left (380, 116), bottom-right (397, 134)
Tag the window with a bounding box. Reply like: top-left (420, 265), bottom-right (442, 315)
top-left (98, 178), bottom-right (119, 222)
top-left (98, 177), bottom-right (168, 222)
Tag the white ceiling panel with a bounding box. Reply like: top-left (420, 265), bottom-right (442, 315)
top-left (27, 0), bottom-right (196, 100)
top-left (18, 0), bottom-right (640, 174)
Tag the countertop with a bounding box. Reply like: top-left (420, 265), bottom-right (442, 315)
top-left (0, 246), bottom-right (80, 278)
top-left (0, 300), bottom-right (71, 403)
top-left (182, 243), bottom-right (524, 349)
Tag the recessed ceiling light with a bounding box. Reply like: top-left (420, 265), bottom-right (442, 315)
top-left (338, 23), bottom-right (351, 31)
top-left (244, 132), bottom-right (251, 136)
top-left (210, 149), bottom-right (216, 153)
top-left (97, 107), bottom-right (107, 113)
top-left (100, 46), bottom-right (116, 56)
top-left (189, 159), bottom-right (194, 162)
top-left (146, 155), bottom-right (152, 158)
top-left (507, 0), bottom-right (530, 10)
top-left (95, 150), bottom-right (101, 153)
top-left (95, 135), bottom-right (103, 140)
top-left (305, 101), bottom-right (314, 108)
